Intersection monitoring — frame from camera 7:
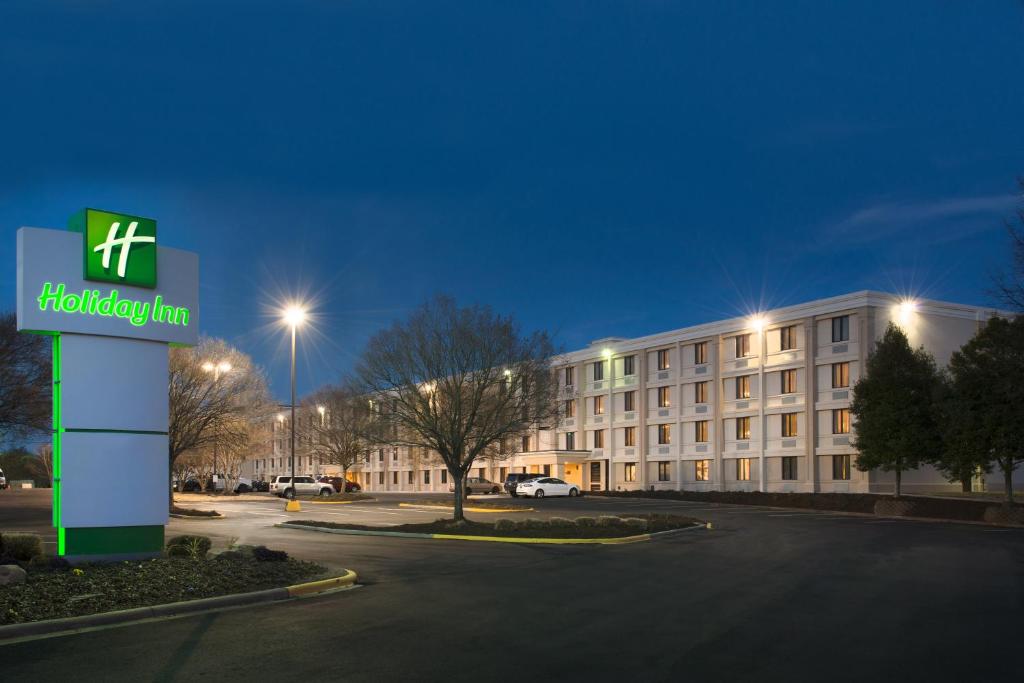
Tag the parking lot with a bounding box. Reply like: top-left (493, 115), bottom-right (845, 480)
top-left (2, 489), bottom-right (1022, 681)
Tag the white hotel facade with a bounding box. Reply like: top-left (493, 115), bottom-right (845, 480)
top-left (246, 291), bottom-right (1002, 495)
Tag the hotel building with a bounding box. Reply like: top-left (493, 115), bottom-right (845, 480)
top-left (244, 291), bottom-right (1004, 495)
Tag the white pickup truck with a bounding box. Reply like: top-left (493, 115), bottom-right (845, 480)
top-left (269, 475), bottom-right (335, 498)
top-left (0, 467), bottom-right (7, 490)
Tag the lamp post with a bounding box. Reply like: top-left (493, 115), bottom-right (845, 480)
top-left (751, 316), bottom-right (767, 493)
top-left (283, 305), bottom-right (306, 511)
top-left (201, 360), bottom-right (232, 492)
top-left (316, 404), bottom-right (325, 477)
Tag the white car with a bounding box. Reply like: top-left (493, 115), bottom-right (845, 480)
top-left (516, 477), bottom-right (579, 498)
top-left (270, 475), bottom-right (335, 498)
top-left (0, 467), bottom-right (6, 490)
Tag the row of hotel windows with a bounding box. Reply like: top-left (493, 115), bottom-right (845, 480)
top-left (625, 455), bottom-right (853, 482)
top-left (565, 316), bottom-right (852, 384)
top-left (576, 409), bottom-right (850, 448)
top-left (569, 362), bottom-right (851, 417)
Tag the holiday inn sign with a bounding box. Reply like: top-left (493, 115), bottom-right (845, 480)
top-left (17, 209), bottom-right (199, 560)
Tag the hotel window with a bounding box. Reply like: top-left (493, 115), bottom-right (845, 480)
top-left (543, 465), bottom-right (551, 476)
top-left (391, 471), bottom-right (397, 485)
top-left (832, 362), bottom-right (850, 388)
top-left (781, 369), bottom-right (797, 394)
top-left (833, 454), bottom-right (851, 480)
top-left (658, 423), bottom-right (671, 445)
top-left (657, 349), bottom-right (671, 371)
top-left (624, 426), bottom-right (636, 447)
top-left (694, 341), bottom-right (708, 365)
top-left (593, 395), bottom-right (605, 415)
top-left (424, 470), bottom-right (431, 485)
top-left (378, 448), bottom-right (384, 462)
top-left (623, 390), bottom-right (636, 412)
top-left (658, 461), bottom-right (671, 482)
top-left (736, 375), bottom-right (751, 399)
top-left (832, 315), bottom-right (850, 343)
top-left (736, 416), bottom-right (751, 440)
top-left (623, 355), bottom-right (635, 376)
top-left (832, 408), bottom-right (850, 434)
top-left (593, 361), bottom-right (604, 381)
top-left (565, 431), bottom-right (576, 450)
top-left (564, 366), bottom-right (575, 386)
top-left (658, 386), bottom-right (671, 408)
top-left (736, 458), bottom-right (751, 481)
top-left (695, 420), bottom-right (709, 443)
top-left (378, 472), bottom-right (384, 485)
top-left (694, 381), bottom-right (708, 404)
top-left (624, 463), bottom-right (636, 482)
top-left (408, 471), bottom-right (414, 484)
top-left (500, 467), bottom-right (508, 481)
top-left (441, 470), bottom-right (448, 484)
top-left (780, 325), bottom-right (797, 351)
top-left (782, 412), bottom-right (798, 438)
top-left (782, 456), bottom-right (798, 480)
top-left (735, 334), bottom-right (751, 358)
top-left (594, 429), bottom-right (605, 449)
top-left (393, 448), bottom-right (398, 461)
top-left (521, 435), bottom-right (531, 452)
top-left (695, 459), bottom-right (710, 481)
top-left (565, 399), bottom-right (576, 418)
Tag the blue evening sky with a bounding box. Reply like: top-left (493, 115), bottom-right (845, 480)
top-left (1, 1), bottom-right (1022, 400)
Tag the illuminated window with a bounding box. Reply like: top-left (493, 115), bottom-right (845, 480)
top-left (736, 458), bottom-right (751, 481)
top-left (658, 461), bottom-right (671, 482)
top-left (736, 417), bottom-right (751, 440)
top-left (832, 409), bottom-right (850, 434)
top-left (594, 429), bottom-right (605, 449)
top-left (624, 463), bottom-right (636, 482)
top-left (593, 362), bottom-right (604, 381)
top-left (695, 459), bottom-right (710, 481)
top-left (623, 355), bottom-right (635, 376)
top-left (694, 381), bottom-right (708, 404)
top-left (736, 375), bottom-right (751, 399)
top-left (780, 325), bottom-right (798, 351)
top-left (782, 412), bottom-right (798, 437)
top-left (565, 399), bottom-right (576, 418)
top-left (832, 316), bottom-right (850, 343)
top-left (565, 431), bottom-right (576, 449)
top-left (658, 424), bottom-right (671, 445)
top-left (694, 341), bottom-right (708, 365)
top-left (656, 349), bottom-right (671, 371)
top-left (781, 369), bottom-right (797, 394)
top-left (832, 362), bottom-right (850, 388)
top-left (695, 420), bottom-right (709, 443)
top-left (623, 390), bottom-right (636, 412)
top-left (658, 386), bottom-right (671, 408)
top-left (735, 334), bottom-right (751, 358)
top-left (564, 366), bottom-right (575, 386)
top-left (593, 395), bottom-right (605, 415)
top-left (624, 426), bottom-right (636, 447)
top-left (782, 456), bottom-right (798, 480)
top-left (833, 455), bottom-right (851, 480)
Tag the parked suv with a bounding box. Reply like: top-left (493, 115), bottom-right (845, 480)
top-left (449, 477), bottom-right (502, 495)
top-left (0, 467), bottom-right (7, 490)
top-left (504, 472), bottom-right (543, 497)
top-left (270, 475), bottom-right (335, 498)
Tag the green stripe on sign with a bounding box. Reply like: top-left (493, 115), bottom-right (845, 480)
top-left (64, 526), bottom-right (164, 555)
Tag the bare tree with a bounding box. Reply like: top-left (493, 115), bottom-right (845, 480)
top-left (0, 312), bottom-right (51, 442)
top-left (29, 443), bottom-right (54, 488)
top-left (168, 337), bottom-right (273, 498)
top-left (992, 178), bottom-right (1024, 311)
top-left (353, 296), bottom-right (560, 521)
top-left (301, 384), bottom-right (376, 487)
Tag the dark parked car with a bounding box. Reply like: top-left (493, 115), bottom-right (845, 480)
top-left (251, 480), bottom-right (270, 492)
top-left (504, 472), bottom-right (544, 497)
top-left (176, 479), bottom-right (202, 493)
top-left (317, 476), bottom-right (361, 493)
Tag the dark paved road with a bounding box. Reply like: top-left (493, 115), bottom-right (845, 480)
top-left (2, 489), bottom-right (1022, 682)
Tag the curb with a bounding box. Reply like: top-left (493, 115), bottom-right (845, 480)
top-left (398, 503), bottom-right (534, 513)
top-left (277, 522), bottom-right (705, 545)
top-left (311, 500), bottom-right (357, 505)
top-left (169, 513), bottom-right (224, 519)
top-left (0, 570), bottom-right (358, 644)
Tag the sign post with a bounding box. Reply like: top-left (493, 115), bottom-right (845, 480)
top-left (16, 209), bottom-right (198, 560)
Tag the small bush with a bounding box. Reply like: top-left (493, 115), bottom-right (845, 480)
top-left (574, 516), bottom-right (597, 527)
top-left (596, 516), bottom-right (624, 527)
top-left (522, 518), bottom-right (550, 530)
top-left (165, 535), bottom-right (212, 559)
top-left (252, 546), bottom-right (288, 562)
top-left (1, 533), bottom-right (43, 561)
top-left (494, 519), bottom-right (518, 532)
top-left (623, 517), bottom-right (648, 530)
top-left (547, 517), bottom-right (573, 527)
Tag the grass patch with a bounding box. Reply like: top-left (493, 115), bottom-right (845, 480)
top-left (170, 505), bottom-right (222, 517)
top-left (0, 555), bottom-right (325, 625)
top-left (400, 499), bottom-right (526, 510)
top-left (289, 513), bottom-right (699, 539)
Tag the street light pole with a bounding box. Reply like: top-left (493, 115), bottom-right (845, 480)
top-left (282, 304), bottom-right (306, 512)
top-left (202, 360), bottom-right (232, 493)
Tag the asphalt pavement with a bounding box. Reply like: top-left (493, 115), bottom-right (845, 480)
top-left (1, 489), bottom-right (1022, 682)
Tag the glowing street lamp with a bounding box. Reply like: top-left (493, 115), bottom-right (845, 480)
top-left (282, 303), bottom-right (307, 511)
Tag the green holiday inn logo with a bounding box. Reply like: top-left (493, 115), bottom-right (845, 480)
top-left (68, 208), bottom-right (157, 288)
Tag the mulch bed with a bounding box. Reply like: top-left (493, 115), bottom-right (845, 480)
top-left (0, 556), bottom-right (325, 625)
top-left (170, 505), bottom-right (221, 517)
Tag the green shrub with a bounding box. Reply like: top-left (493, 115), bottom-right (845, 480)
top-left (596, 515), bottom-right (624, 527)
top-left (494, 519), bottom-right (518, 532)
top-left (623, 517), bottom-right (648, 530)
top-left (574, 516), bottom-right (597, 527)
top-left (521, 518), bottom-right (549, 530)
top-left (165, 535), bottom-right (212, 559)
top-left (1, 533), bottom-right (43, 561)
top-left (252, 546), bottom-right (288, 562)
top-left (547, 517), bottom-right (573, 527)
